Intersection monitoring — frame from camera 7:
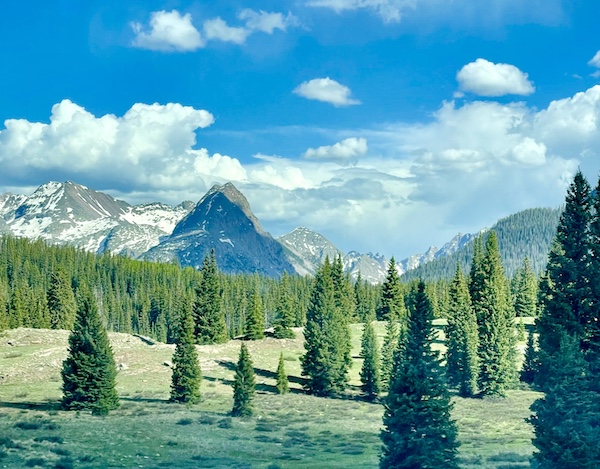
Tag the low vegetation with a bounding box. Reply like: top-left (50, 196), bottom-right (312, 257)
top-left (1, 324), bottom-right (538, 469)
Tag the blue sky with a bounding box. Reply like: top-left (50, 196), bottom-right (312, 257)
top-left (1, 0), bottom-right (600, 258)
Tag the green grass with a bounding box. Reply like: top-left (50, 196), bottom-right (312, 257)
top-left (0, 324), bottom-right (540, 468)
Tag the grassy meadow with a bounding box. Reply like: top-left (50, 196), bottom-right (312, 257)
top-left (0, 322), bottom-right (540, 469)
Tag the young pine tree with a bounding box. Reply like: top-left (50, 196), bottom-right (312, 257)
top-left (61, 289), bottom-right (119, 415)
top-left (445, 263), bottom-right (479, 397)
top-left (232, 342), bottom-right (256, 417)
top-left (276, 352), bottom-right (289, 394)
top-left (245, 285), bottom-right (265, 340)
top-left (520, 330), bottom-right (538, 384)
top-left (381, 281), bottom-right (459, 469)
top-left (193, 250), bottom-right (228, 344)
top-left (360, 319), bottom-right (381, 400)
top-left (170, 298), bottom-right (202, 404)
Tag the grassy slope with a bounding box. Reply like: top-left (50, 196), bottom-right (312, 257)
top-left (0, 323), bottom-right (540, 469)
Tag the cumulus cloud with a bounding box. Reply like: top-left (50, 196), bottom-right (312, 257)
top-left (303, 137), bottom-right (368, 161)
top-left (0, 100), bottom-right (247, 192)
top-left (306, 0), bottom-right (416, 23)
top-left (131, 10), bottom-right (204, 52)
top-left (589, 50), bottom-right (600, 68)
top-left (131, 9), bottom-right (297, 51)
top-left (456, 58), bottom-right (535, 97)
top-left (293, 78), bottom-right (361, 107)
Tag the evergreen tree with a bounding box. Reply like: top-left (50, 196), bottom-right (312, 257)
top-left (273, 272), bottom-right (296, 339)
top-left (380, 281), bottom-right (459, 469)
top-left (47, 269), bottom-right (77, 330)
top-left (170, 297), bottom-right (201, 404)
top-left (331, 255), bottom-right (353, 389)
top-left (520, 330), bottom-right (538, 384)
top-left (276, 352), bottom-right (289, 394)
top-left (301, 259), bottom-right (350, 396)
top-left (537, 170), bottom-right (592, 388)
top-left (475, 232), bottom-right (517, 396)
top-left (512, 257), bottom-right (538, 318)
top-left (355, 273), bottom-right (375, 322)
top-left (245, 285), bottom-right (265, 340)
top-left (61, 289), bottom-right (119, 415)
top-left (380, 316), bottom-right (399, 392)
top-left (193, 250), bottom-right (228, 344)
top-left (377, 258), bottom-right (405, 322)
top-left (360, 319), bottom-right (381, 400)
top-left (445, 263), bottom-right (479, 397)
top-left (232, 342), bottom-right (256, 417)
top-left (468, 235), bottom-right (486, 316)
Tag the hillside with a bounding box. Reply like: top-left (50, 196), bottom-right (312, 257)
top-left (402, 207), bottom-right (562, 282)
top-left (0, 326), bottom-right (538, 469)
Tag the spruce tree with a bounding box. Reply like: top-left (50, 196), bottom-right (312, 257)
top-left (537, 170), bottom-right (592, 388)
top-left (520, 330), bottom-right (538, 384)
top-left (193, 250), bottom-right (228, 344)
top-left (61, 289), bottom-right (119, 415)
top-left (445, 263), bottom-right (479, 397)
top-left (512, 257), bottom-right (538, 318)
top-left (170, 298), bottom-right (201, 404)
top-left (377, 258), bottom-right (405, 321)
top-left (301, 259), bottom-right (350, 396)
top-left (477, 232), bottom-right (517, 396)
top-left (276, 352), bottom-right (289, 394)
top-left (232, 342), bottom-right (256, 417)
top-left (380, 316), bottom-right (399, 392)
top-left (380, 281), bottom-right (459, 469)
top-left (360, 319), bottom-right (381, 400)
top-left (245, 285), bottom-right (265, 340)
top-left (355, 273), bottom-right (375, 322)
top-left (273, 272), bottom-right (296, 339)
top-left (47, 269), bottom-right (77, 330)
top-left (331, 255), bottom-right (353, 389)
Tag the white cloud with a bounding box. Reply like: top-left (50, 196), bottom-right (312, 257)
top-left (303, 137), bottom-right (368, 161)
top-left (306, 0), bottom-right (416, 23)
top-left (131, 10), bottom-right (204, 52)
top-left (293, 78), bottom-right (361, 107)
top-left (456, 58), bottom-right (535, 97)
top-left (589, 50), bottom-right (600, 68)
top-left (238, 9), bottom-right (298, 33)
top-left (203, 17), bottom-right (249, 44)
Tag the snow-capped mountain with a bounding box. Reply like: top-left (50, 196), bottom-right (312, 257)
top-left (144, 183), bottom-right (295, 276)
top-left (277, 227), bottom-right (342, 276)
top-left (0, 181), bottom-right (192, 256)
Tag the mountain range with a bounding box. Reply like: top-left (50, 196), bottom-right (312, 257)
top-left (0, 180), bottom-right (561, 281)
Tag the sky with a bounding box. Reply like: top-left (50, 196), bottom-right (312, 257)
top-left (1, 0), bottom-right (600, 259)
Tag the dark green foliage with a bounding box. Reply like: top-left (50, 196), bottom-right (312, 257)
top-left (61, 289), bottom-right (119, 415)
top-left (380, 317), bottom-right (399, 392)
top-left (359, 320), bottom-right (381, 400)
top-left (245, 285), bottom-right (265, 340)
top-left (170, 297), bottom-right (201, 404)
top-left (301, 259), bottom-right (351, 396)
top-left (537, 171), bottom-right (593, 388)
top-left (474, 232), bottom-right (517, 397)
top-left (445, 264), bottom-right (479, 397)
top-left (47, 270), bottom-right (77, 330)
top-left (276, 352), bottom-right (289, 394)
top-left (273, 273), bottom-right (296, 339)
top-left (354, 272), bottom-right (376, 322)
top-left (520, 331), bottom-right (538, 384)
top-left (380, 281), bottom-right (459, 469)
top-left (193, 250), bottom-right (228, 344)
top-left (377, 258), bottom-right (405, 321)
top-left (512, 257), bottom-right (538, 318)
top-left (232, 342), bottom-right (256, 417)
top-left (529, 333), bottom-right (600, 468)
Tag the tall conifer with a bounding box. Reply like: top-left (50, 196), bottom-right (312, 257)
top-left (380, 281), bottom-right (459, 469)
top-left (245, 285), bottom-right (265, 340)
top-left (377, 258), bottom-right (405, 322)
top-left (47, 269), bottom-right (77, 330)
top-left (193, 250), bottom-right (228, 344)
top-left (232, 342), bottom-right (256, 417)
top-left (380, 317), bottom-right (399, 392)
top-left (61, 289), bottom-right (119, 415)
top-left (273, 272), bottom-right (296, 339)
top-left (445, 263), bottom-right (479, 397)
top-left (170, 297), bottom-right (201, 404)
top-left (360, 319), bottom-right (381, 400)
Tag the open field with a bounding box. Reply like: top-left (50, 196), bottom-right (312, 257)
top-left (0, 323), bottom-right (540, 469)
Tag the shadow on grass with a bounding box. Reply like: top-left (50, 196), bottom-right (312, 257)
top-left (0, 400), bottom-right (61, 411)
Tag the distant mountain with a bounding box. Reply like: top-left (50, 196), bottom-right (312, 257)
top-left (277, 227), bottom-right (342, 276)
top-left (0, 181), bottom-right (191, 256)
top-left (144, 183), bottom-right (295, 277)
top-left (401, 207), bottom-right (562, 282)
